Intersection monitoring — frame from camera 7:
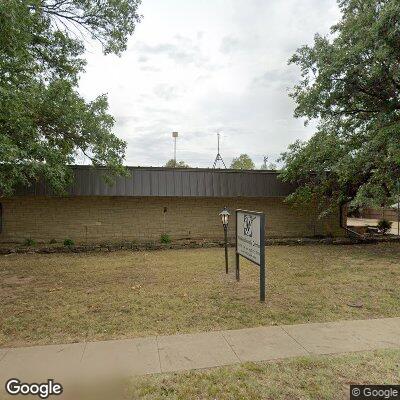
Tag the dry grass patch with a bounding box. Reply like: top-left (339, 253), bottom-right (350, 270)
top-left (0, 243), bottom-right (399, 347)
top-left (129, 349), bottom-right (400, 400)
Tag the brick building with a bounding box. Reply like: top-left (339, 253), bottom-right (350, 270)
top-left (0, 166), bottom-right (345, 243)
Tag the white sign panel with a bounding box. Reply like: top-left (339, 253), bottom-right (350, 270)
top-left (236, 210), bottom-right (262, 265)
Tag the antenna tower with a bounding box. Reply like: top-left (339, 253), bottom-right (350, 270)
top-left (212, 133), bottom-right (227, 169)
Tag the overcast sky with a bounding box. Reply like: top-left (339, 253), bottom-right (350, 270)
top-left (78, 0), bottom-right (340, 168)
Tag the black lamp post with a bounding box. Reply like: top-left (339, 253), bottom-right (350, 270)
top-left (219, 207), bottom-right (230, 274)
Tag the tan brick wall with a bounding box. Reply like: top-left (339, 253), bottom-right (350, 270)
top-left (0, 196), bottom-right (344, 243)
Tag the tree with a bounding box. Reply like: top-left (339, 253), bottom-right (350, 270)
top-left (230, 154), bottom-right (255, 170)
top-left (164, 159), bottom-right (190, 168)
top-left (280, 0), bottom-right (400, 214)
top-left (0, 0), bottom-right (141, 195)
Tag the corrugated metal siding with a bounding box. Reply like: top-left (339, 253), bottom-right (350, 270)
top-left (16, 166), bottom-right (295, 198)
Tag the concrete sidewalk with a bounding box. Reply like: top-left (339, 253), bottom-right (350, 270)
top-left (0, 317), bottom-right (399, 384)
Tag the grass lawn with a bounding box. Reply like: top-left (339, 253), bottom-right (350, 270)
top-left (129, 349), bottom-right (400, 400)
top-left (0, 242), bottom-right (399, 347)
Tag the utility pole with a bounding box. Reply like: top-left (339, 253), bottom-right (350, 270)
top-left (397, 179), bottom-right (400, 236)
top-left (172, 131), bottom-right (178, 166)
top-left (263, 156), bottom-right (268, 169)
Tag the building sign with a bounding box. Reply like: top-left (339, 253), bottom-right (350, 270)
top-left (235, 209), bottom-right (266, 301)
top-left (236, 211), bottom-right (262, 265)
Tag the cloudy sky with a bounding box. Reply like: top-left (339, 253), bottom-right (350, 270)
top-left (79, 0), bottom-right (340, 168)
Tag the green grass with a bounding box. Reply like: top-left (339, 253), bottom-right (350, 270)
top-left (0, 243), bottom-right (399, 347)
top-left (128, 349), bottom-right (400, 400)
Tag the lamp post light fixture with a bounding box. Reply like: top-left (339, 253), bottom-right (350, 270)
top-left (219, 206), bottom-right (230, 274)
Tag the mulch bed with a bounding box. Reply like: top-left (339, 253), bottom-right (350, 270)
top-left (0, 235), bottom-right (399, 255)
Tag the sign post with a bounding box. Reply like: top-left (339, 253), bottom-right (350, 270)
top-left (235, 209), bottom-right (266, 302)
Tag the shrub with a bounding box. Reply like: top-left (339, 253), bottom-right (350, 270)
top-left (160, 234), bottom-right (171, 244)
top-left (63, 238), bottom-right (75, 247)
top-left (23, 238), bottom-right (36, 246)
top-left (49, 238), bottom-right (57, 244)
top-left (377, 219), bottom-right (392, 234)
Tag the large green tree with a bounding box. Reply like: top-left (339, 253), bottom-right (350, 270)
top-left (280, 0), bottom-right (400, 214)
top-left (230, 154), bottom-right (255, 170)
top-left (0, 0), bottom-right (141, 195)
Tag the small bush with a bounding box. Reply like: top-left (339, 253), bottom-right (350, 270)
top-left (377, 219), bottom-right (392, 234)
top-left (160, 234), bottom-right (171, 244)
top-left (49, 238), bottom-right (57, 244)
top-left (23, 238), bottom-right (36, 247)
top-left (63, 238), bottom-right (75, 247)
